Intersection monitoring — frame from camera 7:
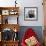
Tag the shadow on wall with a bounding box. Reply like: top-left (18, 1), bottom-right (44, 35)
top-left (18, 26), bottom-right (43, 44)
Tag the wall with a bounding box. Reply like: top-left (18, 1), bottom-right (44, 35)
top-left (18, 26), bottom-right (43, 44)
top-left (0, 0), bottom-right (44, 26)
top-left (17, 0), bottom-right (44, 26)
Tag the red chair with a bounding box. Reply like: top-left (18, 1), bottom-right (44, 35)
top-left (21, 28), bottom-right (41, 46)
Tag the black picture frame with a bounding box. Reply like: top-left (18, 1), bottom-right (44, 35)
top-left (24, 7), bottom-right (38, 21)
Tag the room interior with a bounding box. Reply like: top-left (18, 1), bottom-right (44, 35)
top-left (0, 0), bottom-right (46, 46)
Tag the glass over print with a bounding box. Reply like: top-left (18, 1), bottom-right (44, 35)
top-left (24, 7), bottom-right (38, 21)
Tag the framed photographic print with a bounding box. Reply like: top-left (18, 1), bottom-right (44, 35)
top-left (24, 7), bottom-right (38, 21)
top-left (2, 10), bottom-right (9, 15)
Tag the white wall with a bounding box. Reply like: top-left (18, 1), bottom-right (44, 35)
top-left (17, 0), bottom-right (44, 26)
top-left (0, 0), bottom-right (44, 26)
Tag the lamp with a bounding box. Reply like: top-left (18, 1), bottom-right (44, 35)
top-left (13, 28), bottom-right (18, 41)
top-left (15, 0), bottom-right (17, 7)
top-left (14, 28), bottom-right (17, 32)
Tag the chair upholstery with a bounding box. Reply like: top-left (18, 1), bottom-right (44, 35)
top-left (21, 28), bottom-right (41, 46)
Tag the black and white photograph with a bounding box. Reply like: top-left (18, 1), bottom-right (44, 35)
top-left (24, 7), bottom-right (38, 21)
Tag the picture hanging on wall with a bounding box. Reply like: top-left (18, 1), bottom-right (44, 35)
top-left (24, 7), bottom-right (38, 21)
